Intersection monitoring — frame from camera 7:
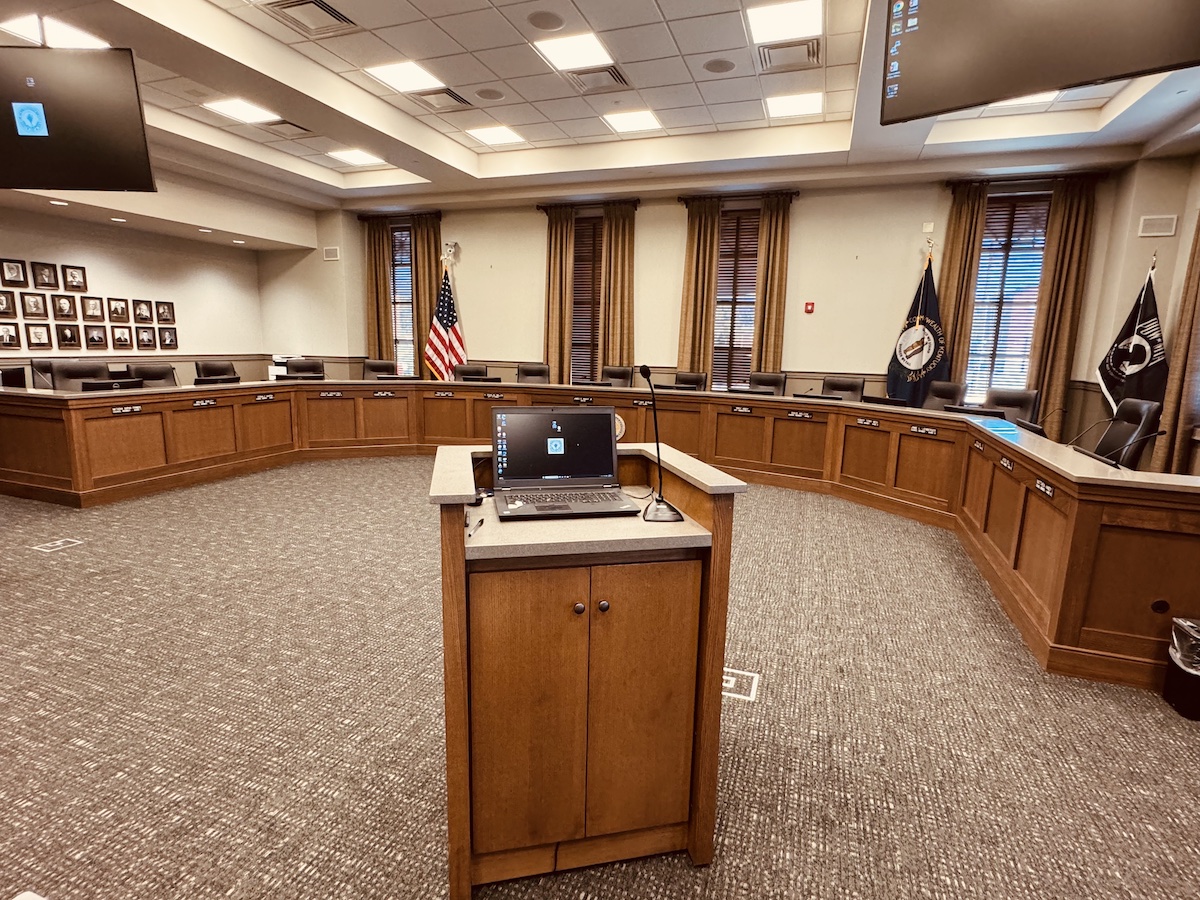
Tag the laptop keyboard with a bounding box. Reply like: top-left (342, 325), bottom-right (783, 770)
top-left (508, 490), bottom-right (623, 504)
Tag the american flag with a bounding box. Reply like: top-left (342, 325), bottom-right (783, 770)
top-left (424, 268), bottom-right (467, 381)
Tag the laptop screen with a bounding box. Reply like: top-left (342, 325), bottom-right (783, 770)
top-left (492, 406), bottom-right (619, 489)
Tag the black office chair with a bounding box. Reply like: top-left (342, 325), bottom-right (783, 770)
top-left (1092, 398), bottom-right (1163, 469)
top-left (921, 380), bottom-right (966, 410)
top-left (196, 360), bottom-right (238, 378)
top-left (600, 366), bottom-right (634, 388)
top-left (516, 363), bottom-right (550, 384)
top-left (674, 371), bottom-right (707, 391)
top-left (48, 360), bottom-right (109, 392)
top-left (984, 388), bottom-right (1039, 423)
top-left (286, 358), bottom-right (325, 379)
top-left (748, 372), bottom-right (786, 396)
top-left (821, 375), bottom-right (865, 402)
top-left (127, 364), bottom-right (178, 388)
top-left (454, 363), bottom-right (488, 380)
top-left (0, 366), bottom-right (26, 388)
top-left (362, 359), bottom-right (396, 380)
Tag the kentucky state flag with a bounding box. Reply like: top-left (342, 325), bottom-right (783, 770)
top-left (1097, 268), bottom-right (1168, 412)
top-left (887, 255), bottom-right (950, 406)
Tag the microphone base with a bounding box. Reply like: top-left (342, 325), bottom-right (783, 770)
top-left (643, 497), bottom-right (684, 522)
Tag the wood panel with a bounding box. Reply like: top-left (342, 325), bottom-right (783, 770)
top-left (0, 413), bottom-right (71, 477)
top-left (305, 396), bottom-right (357, 442)
top-left (894, 432), bottom-right (955, 503)
top-left (961, 448), bottom-right (992, 530)
top-left (424, 396), bottom-right (470, 442)
top-left (169, 406), bottom-right (237, 462)
top-left (240, 400), bottom-right (293, 451)
top-left (769, 416), bottom-right (827, 475)
top-left (840, 425), bottom-right (889, 485)
top-left (362, 395), bottom-right (409, 439)
top-left (587, 560), bottom-right (701, 837)
top-left (714, 411), bottom-right (766, 463)
top-left (468, 567), bottom-right (591, 854)
top-left (658, 408), bottom-right (702, 455)
top-left (983, 466), bottom-right (1023, 563)
top-left (85, 414), bottom-right (167, 478)
top-left (1013, 493), bottom-right (1065, 630)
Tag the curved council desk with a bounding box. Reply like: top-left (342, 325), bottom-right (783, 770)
top-left (2, 379), bottom-right (1198, 691)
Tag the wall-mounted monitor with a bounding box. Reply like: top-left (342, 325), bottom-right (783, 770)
top-left (880, 0), bottom-right (1200, 126)
top-left (0, 46), bottom-right (155, 190)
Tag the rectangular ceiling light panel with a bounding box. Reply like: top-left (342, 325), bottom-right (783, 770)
top-left (747, 0), bottom-right (823, 44)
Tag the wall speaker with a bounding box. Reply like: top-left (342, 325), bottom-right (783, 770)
top-left (323, 247), bottom-right (341, 261)
top-left (1139, 215), bottom-right (1177, 238)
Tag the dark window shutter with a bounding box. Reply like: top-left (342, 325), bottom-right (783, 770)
top-left (390, 226), bottom-right (415, 376)
top-left (713, 209), bottom-right (760, 391)
top-left (570, 216), bottom-right (603, 384)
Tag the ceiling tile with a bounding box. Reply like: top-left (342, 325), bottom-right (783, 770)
top-left (829, 0), bottom-right (869, 34)
top-left (381, 93), bottom-right (431, 115)
top-left (683, 48), bottom-right (756, 81)
top-left (600, 23), bottom-right (678, 64)
top-left (340, 69), bottom-right (395, 96)
top-left (307, 154), bottom-right (347, 169)
top-left (489, 103), bottom-right (549, 126)
top-left (290, 40), bottom-right (358, 73)
top-left (557, 117), bottom-right (611, 137)
top-left (716, 119), bottom-right (764, 131)
top-left (498, 0), bottom-right (591, 42)
top-left (434, 9), bottom-right (526, 51)
top-left (173, 106), bottom-right (234, 127)
top-left (224, 124), bottom-right (279, 143)
top-left (1052, 98), bottom-right (1109, 111)
top-left (1060, 81), bottom-right (1127, 100)
top-left (424, 53), bottom-right (499, 86)
top-left (409, 0), bottom-right (490, 15)
top-left (656, 105), bottom-right (714, 128)
top-left (639, 83), bottom-right (704, 110)
top-left (455, 80), bottom-right (526, 104)
top-left (533, 96), bottom-right (597, 119)
top-left (759, 69), bottom-right (825, 95)
top-left (584, 91), bottom-right (647, 114)
top-left (375, 20), bottom-right (464, 59)
top-left (228, 6), bottom-right (309, 44)
top-left (265, 139), bottom-right (319, 156)
top-left (531, 138), bottom-right (576, 147)
top-left (697, 76), bottom-right (762, 105)
top-left (327, 0), bottom-right (425, 29)
top-left (295, 135), bottom-right (346, 153)
top-left (666, 124), bottom-right (717, 135)
top-left (825, 90), bottom-right (856, 114)
top-left (658, 0), bottom-right (742, 17)
top-left (824, 64), bottom-right (858, 93)
top-left (825, 32), bottom-right (862, 67)
top-left (621, 57), bottom-right (693, 88)
top-left (708, 99), bottom-right (765, 124)
top-left (516, 122), bottom-right (569, 141)
top-left (153, 76), bottom-right (222, 104)
top-left (506, 72), bottom-right (576, 101)
top-left (475, 44), bottom-right (551, 79)
top-left (134, 58), bottom-right (178, 83)
top-left (448, 131), bottom-right (490, 149)
top-left (436, 107), bottom-right (502, 130)
top-left (573, 134), bottom-right (613, 144)
top-left (573, 0), bottom-right (663, 32)
top-left (416, 114), bottom-right (458, 133)
top-left (138, 84), bottom-right (190, 110)
top-left (316, 32), bottom-right (403, 68)
top-left (668, 12), bottom-right (747, 56)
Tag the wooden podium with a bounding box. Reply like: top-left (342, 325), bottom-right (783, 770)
top-left (429, 443), bottom-right (746, 898)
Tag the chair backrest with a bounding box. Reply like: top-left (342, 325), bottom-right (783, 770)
top-left (48, 360), bottom-right (109, 391)
top-left (1093, 398), bottom-right (1163, 468)
top-left (127, 364), bottom-right (178, 388)
top-left (0, 366), bottom-right (27, 388)
top-left (984, 388), bottom-right (1039, 423)
top-left (286, 358), bottom-right (325, 376)
top-left (600, 366), bottom-right (634, 388)
top-left (195, 360), bottom-right (237, 378)
top-left (821, 375), bottom-right (865, 402)
top-left (921, 380), bottom-right (966, 409)
top-left (516, 363), bottom-right (551, 384)
top-left (675, 371), bottom-right (707, 390)
top-left (454, 363), bottom-right (487, 379)
top-left (362, 359), bottom-right (395, 380)
top-left (749, 372), bottom-right (786, 396)
top-left (31, 358), bottom-right (55, 389)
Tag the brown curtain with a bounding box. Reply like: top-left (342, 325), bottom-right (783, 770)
top-left (1028, 176), bottom-right (1097, 442)
top-left (598, 200), bottom-right (637, 368)
top-left (939, 182), bottom-right (989, 382)
top-left (1152, 210), bottom-right (1200, 474)
top-left (410, 212), bottom-right (441, 380)
top-left (676, 196), bottom-right (722, 375)
top-left (543, 205), bottom-right (576, 383)
top-left (752, 192), bottom-right (794, 373)
top-left (365, 217), bottom-right (393, 361)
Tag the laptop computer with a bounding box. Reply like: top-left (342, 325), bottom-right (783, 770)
top-left (491, 406), bottom-right (640, 521)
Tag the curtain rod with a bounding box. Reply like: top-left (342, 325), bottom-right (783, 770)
top-left (536, 199), bottom-right (640, 213)
top-left (677, 190), bottom-right (799, 203)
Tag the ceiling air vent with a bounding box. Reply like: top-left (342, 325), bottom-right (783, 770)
top-left (757, 38), bottom-right (822, 74)
top-left (259, 0), bottom-right (360, 38)
top-left (564, 65), bottom-right (629, 95)
top-left (1139, 215), bottom-right (1177, 238)
top-left (411, 88), bottom-right (473, 112)
top-left (263, 120), bottom-right (312, 138)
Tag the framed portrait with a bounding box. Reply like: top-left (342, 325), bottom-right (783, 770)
top-left (108, 298), bottom-right (130, 323)
top-left (0, 322), bottom-right (20, 348)
top-left (26, 323), bottom-right (51, 349)
top-left (1, 259), bottom-right (28, 288)
top-left (21, 292), bottom-right (48, 319)
top-left (61, 265), bottom-right (87, 292)
top-left (112, 326), bottom-right (133, 350)
top-left (85, 325), bottom-right (108, 350)
top-left (55, 323), bottom-right (82, 350)
top-left (136, 326), bottom-right (157, 350)
top-left (81, 296), bottom-right (105, 321)
top-left (155, 301), bottom-right (175, 324)
top-left (0, 290), bottom-right (15, 318)
top-left (133, 300), bottom-right (153, 323)
top-left (31, 262), bottom-right (59, 290)
top-left (51, 294), bottom-right (77, 320)
top-left (158, 327), bottom-right (178, 350)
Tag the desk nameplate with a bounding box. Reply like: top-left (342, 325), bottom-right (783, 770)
top-left (373, 390), bottom-right (395, 398)
top-left (255, 393), bottom-right (275, 402)
top-left (111, 405), bottom-right (142, 415)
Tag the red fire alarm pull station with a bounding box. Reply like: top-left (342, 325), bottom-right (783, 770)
top-left (804, 302), bottom-right (815, 314)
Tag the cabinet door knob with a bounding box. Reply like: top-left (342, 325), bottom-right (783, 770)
top-left (573, 602), bottom-right (586, 615)
top-left (598, 600), bottom-right (610, 612)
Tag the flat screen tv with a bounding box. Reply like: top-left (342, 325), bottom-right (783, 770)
top-left (880, 0), bottom-right (1200, 125)
top-left (0, 46), bottom-right (155, 190)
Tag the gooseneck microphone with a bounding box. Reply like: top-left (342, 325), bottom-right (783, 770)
top-left (1072, 429), bottom-right (1166, 468)
top-left (1064, 414), bottom-right (1115, 447)
top-left (639, 364), bottom-right (684, 523)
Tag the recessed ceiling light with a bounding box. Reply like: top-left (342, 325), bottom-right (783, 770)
top-left (603, 110), bottom-right (662, 133)
top-left (327, 148), bottom-right (385, 166)
top-left (766, 92), bottom-right (823, 118)
top-left (467, 125), bottom-right (525, 146)
top-left (0, 14), bottom-right (42, 43)
top-left (198, 228), bottom-right (213, 233)
top-left (364, 61), bottom-right (444, 93)
top-left (747, 0), bottom-right (823, 44)
top-left (534, 33), bottom-right (613, 71)
top-left (989, 91), bottom-right (1060, 107)
top-left (111, 217), bottom-right (127, 223)
top-left (50, 200), bottom-right (69, 206)
top-left (43, 17), bottom-right (109, 48)
top-left (232, 239), bottom-right (246, 244)
top-left (202, 98), bottom-right (281, 124)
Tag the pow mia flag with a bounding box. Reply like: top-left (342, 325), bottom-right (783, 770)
top-left (887, 254), bottom-right (950, 406)
top-left (1098, 267), bottom-right (1168, 412)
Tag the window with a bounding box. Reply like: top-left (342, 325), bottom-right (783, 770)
top-left (390, 225), bottom-right (415, 376)
top-left (964, 194), bottom-right (1051, 403)
top-left (570, 215), bottom-right (603, 384)
top-left (713, 208), bottom-right (760, 391)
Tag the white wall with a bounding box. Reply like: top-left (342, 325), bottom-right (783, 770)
top-left (633, 199), bottom-right (688, 367)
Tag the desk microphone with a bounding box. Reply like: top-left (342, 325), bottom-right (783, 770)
top-left (639, 364), bottom-right (683, 522)
top-left (1036, 406), bottom-right (1066, 427)
top-left (1064, 414), bottom-right (1115, 447)
top-left (1075, 428), bottom-right (1167, 467)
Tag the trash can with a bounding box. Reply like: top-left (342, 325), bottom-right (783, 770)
top-left (1163, 618), bottom-right (1200, 720)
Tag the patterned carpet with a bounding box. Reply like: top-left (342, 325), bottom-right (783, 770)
top-left (0, 457), bottom-right (1196, 900)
